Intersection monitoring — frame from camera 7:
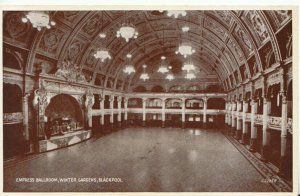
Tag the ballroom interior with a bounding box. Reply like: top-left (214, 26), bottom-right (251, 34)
top-left (2, 10), bottom-right (294, 192)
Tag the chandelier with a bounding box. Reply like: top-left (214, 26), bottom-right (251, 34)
top-left (181, 26), bottom-right (190, 32)
top-left (166, 73), bottom-right (175, 81)
top-left (123, 54), bottom-right (136, 75)
top-left (175, 43), bottom-right (196, 58)
top-left (166, 11), bottom-right (187, 18)
top-left (182, 62), bottom-right (196, 72)
top-left (21, 11), bottom-right (56, 31)
top-left (116, 24), bottom-right (138, 42)
top-left (140, 64), bottom-right (149, 81)
top-left (185, 72), bottom-right (196, 80)
top-left (158, 56), bottom-right (169, 73)
top-left (94, 49), bottom-right (111, 62)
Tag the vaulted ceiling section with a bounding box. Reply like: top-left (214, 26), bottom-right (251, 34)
top-left (3, 10), bottom-right (292, 92)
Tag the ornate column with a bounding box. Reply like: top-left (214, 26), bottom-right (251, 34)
top-left (249, 99), bottom-right (257, 152)
top-left (279, 92), bottom-right (288, 176)
top-left (117, 96), bottom-right (122, 128)
top-left (23, 93), bottom-right (30, 141)
top-left (235, 100), bottom-right (242, 139)
top-left (261, 96), bottom-right (271, 161)
top-left (32, 87), bottom-right (51, 140)
top-left (142, 97), bottom-right (147, 127)
top-left (124, 97), bottom-right (128, 124)
top-left (100, 95), bottom-right (105, 127)
top-left (181, 98), bottom-right (186, 129)
top-left (109, 95), bottom-right (114, 128)
top-left (161, 98), bottom-right (166, 128)
top-left (84, 90), bottom-right (94, 129)
top-left (203, 97), bottom-right (208, 128)
top-left (241, 99), bottom-right (248, 144)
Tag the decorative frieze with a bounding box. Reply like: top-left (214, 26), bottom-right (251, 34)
top-left (267, 70), bottom-right (283, 86)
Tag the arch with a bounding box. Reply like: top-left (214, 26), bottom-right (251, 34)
top-left (133, 85), bottom-right (147, 92)
top-left (45, 94), bottom-right (84, 129)
top-left (166, 98), bottom-right (182, 109)
top-left (3, 50), bottom-right (22, 70)
top-left (151, 85), bottom-right (165, 93)
top-left (147, 98), bottom-right (162, 108)
top-left (186, 98), bottom-right (203, 109)
top-left (169, 85), bottom-right (184, 93)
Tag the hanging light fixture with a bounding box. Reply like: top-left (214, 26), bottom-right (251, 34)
top-left (182, 62), bottom-right (196, 72)
top-left (185, 72), bottom-right (196, 80)
top-left (157, 26), bottom-right (169, 74)
top-left (175, 43), bottom-right (195, 58)
top-left (94, 49), bottom-right (111, 62)
top-left (166, 73), bottom-right (175, 81)
top-left (181, 26), bottom-right (190, 32)
top-left (123, 42), bottom-right (136, 75)
top-left (21, 11), bottom-right (56, 31)
top-left (140, 64), bottom-right (150, 81)
top-left (176, 16), bottom-right (195, 58)
top-left (94, 12), bottom-right (111, 62)
top-left (166, 10), bottom-right (187, 18)
top-left (140, 37), bottom-right (150, 81)
top-left (116, 11), bottom-right (138, 42)
top-left (158, 56), bottom-right (169, 73)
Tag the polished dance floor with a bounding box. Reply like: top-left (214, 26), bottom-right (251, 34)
top-left (4, 127), bottom-right (275, 192)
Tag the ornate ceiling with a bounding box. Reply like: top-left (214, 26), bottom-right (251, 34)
top-left (3, 10), bottom-right (292, 92)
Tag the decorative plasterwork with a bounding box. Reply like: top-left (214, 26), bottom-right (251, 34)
top-left (267, 70), bottom-right (283, 86)
top-left (244, 10), bottom-right (269, 45)
top-left (234, 25), bottom-right (254, 55)
top-left (3, 12), bottom-right (32, 48)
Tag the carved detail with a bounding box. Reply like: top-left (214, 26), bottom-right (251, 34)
top-left (246, 11), bottom-right (269, 42)
top-left (54, 61), bottom-right (87, 83)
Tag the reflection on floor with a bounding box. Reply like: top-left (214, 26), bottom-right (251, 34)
top-left (4, 127), bottom-right (276, 192)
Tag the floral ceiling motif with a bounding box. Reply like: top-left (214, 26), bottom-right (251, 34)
top-left (244, 10), bottom-right (269, 44)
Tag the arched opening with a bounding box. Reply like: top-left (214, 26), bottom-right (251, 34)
top-left (133, 85), bottom-right (147, 92)
top-left (3, 83), bottom-right (25, 159)
top-left (151, 85), bottom-right (165, 93)
top-left (45, 94), bottom-right (84, 138)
